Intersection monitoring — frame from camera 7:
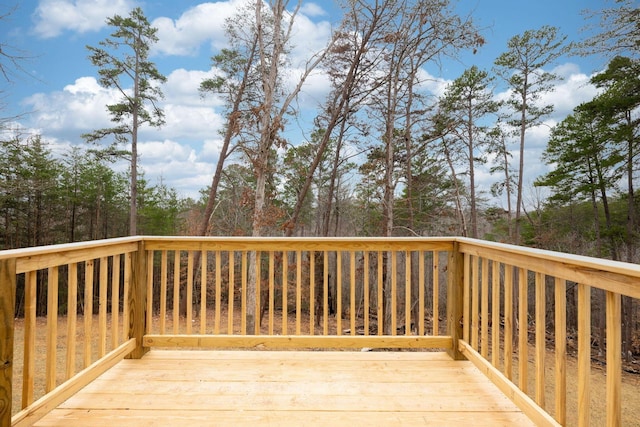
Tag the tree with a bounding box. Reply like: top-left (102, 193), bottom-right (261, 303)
top-left (84, 7), bottom-right (166, 236)
top-left (579, 0), bottom-right (639, 59)
top-left (438, 66), bottom-right (499, 238)
top-left (197, 1), bottom-right (262, 236)
top-left (494, 25), bottom-right (567, 244)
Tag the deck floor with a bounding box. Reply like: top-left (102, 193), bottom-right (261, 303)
top-left (35, 350), bottom-right (534, 426)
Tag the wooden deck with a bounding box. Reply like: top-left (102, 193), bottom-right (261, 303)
top-left (34, 350), bottom-right (534, 426)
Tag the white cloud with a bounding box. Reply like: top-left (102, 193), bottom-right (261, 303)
top-left (152, 0), bottom-right (248, 56)
top-left (299, 3), bottom-right (327, 18)
top-left (32, 0), bottom-right (135, 38)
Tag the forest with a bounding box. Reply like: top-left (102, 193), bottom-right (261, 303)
top-left (0, 1), bottom-right (638, 356)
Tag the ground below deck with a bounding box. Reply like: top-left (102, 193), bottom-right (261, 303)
top-left (34, 350), bottom-right (534, 426)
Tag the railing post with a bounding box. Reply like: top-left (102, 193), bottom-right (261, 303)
top-left (127, 240), bottom-right (148, 359)
top-left (446, 242), bottom-right (465, 360)
top-left (0, 258), bottom-right (16, 427)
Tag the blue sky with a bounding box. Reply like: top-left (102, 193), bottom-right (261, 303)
top-left (0, 0), bottom-right (613, 203)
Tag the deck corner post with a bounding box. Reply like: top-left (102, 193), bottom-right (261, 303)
top-left (0, 258), bottom-right (16, 427)
top-left (128, 240), bottom-right (149, 359)
top-left (446, 242), bottom-right (465, 360)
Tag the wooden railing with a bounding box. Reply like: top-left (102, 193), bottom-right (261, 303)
top-left (0, 236), bottom-right (638, 426)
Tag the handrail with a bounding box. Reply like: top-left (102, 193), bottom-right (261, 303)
top-left (455, 237), bottom-right (639, 426)
top-left (0, 236), bottom-right (637, 426)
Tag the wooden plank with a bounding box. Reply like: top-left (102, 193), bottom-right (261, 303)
top-left (504, 264), bottom-right (513, 381)
top-left (377, 251), bottom-right (383, 336)
top-left (22, 271), bottom-right (36, 408)
top-left (282, 251), bottom-right (288, 335)
top-left (337, 252), bottom-right (342, 335)
top-left (606, 291), bottom-right (621, 427)
top-left (433, 251), bottom-right (439, 335)
top-left (112, 255), bottom-right (121, 346)
top-left (446, 245), bottom-right (464, 360)
top-left (12, 339), bottom-right (135, 427)
top-left (186, 251), bottom-right (193, 334)
top-left (296, 250), bottom-right (302, 335)
top-left (268, 251), bottom-right (274, 335)
top-left (172, 251), bottom-right (179, 334)
top-left (518, 267), bottom-right (528, 393)
top-left (577, 283), bottom-right (591, 426)
top-left (462, 253), bottom-right (470, 341)
top-left (66, 265), bottom-right (79, 380)
top-left (159, 251), bottom-right (167, 334)
top-left (99, 257), bottom-right (108, 357)
top-left (122, 254), bottom-right (131, 341)
top-left (146, 251), bottom-right (153, 335)
top-left (13, 239), bottom-right (139, 274)
top-left (34, 348), bottom-right (534, 427)
top-left (143, 334), bottom-right (453, 350)
top-left (84, 260), bottom-right (94, 368)
top-left (405, 251), bottom-right (411, 336)
top-left (215, 251), bottom-right (222, 334)
top-left (419, 251), bottom-right (425, 337)
top-left (227, 252), bottom-right (234, 334)
top-left (481, 258), bottom-right (489, 358)
top-left (142, 236), bottom-right (455, 253)
top-left (37, 409), bottom-right (534, 427)
top-left (0, 258), bottom-right (16, 427)
top-left (391, 251), bottom-right (397, 334)
top-left (471, 255), bottom-right (479, 349)
top-left (459, 341), bottom-right (560, 427)
top-left (200, 250), bottom-right (207, 334)
top-left (554, 277), bottom-right (566, 425)
top-left (491, 260), bottom-right (500, 367)
top-left (46, 267), bottom-right (59, 393)
top-left (127, 242), bottom-right (148, 360)
top-left (535, 271), bottom-right (545, 408)
top-left (350, 251), bottom-right (356, 337)
top-left (457, 239), bottom-right (640, 299)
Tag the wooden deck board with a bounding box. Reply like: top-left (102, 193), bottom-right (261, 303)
top-left (34, 350), bottom-right (535, 426)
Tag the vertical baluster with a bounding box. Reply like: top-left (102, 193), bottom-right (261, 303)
top-left (419, 251), bottom-right (425, 337)
top-left (296, 250), bottom-right (302, 335)
top-left (337, 251), bottom-right (342, 335)
top-left (98, 257), bottom-right (108, 357)
top-left (577, 283), bottom-right (591, 426)
top-left (350, 251), bottom-right (356, 336)
top-left (159, 251), bottom-right (167, 335)
top-left (123, 254), bottom-right (131, 340)
top-left (112, 254), bottom-right (121, 347)
top-left (84, 260), bottom-right (94, 369)
top-left (471, 256), bottom-right (479, 350)
top-left (535, 272), bottom-right (545, 408)
top-left (364, 251), bottom-right (370, 336)
top-left (606, 291), bottom-right (621, 427)
top-left (146, 251), bottom-right (153, 335)
top-left (504, 265), bottom-right (513, 381)
top-left (282, 251), bottom-right (288, 335)
top-left (405, 251), bottom-right (411, 336)
top-left (66, 264), bottom-right (78, 380)
top-left (462, 253), bottom-right (470, 343)
top-left (228, 252), bottom-right (235, 334)
top-left (46, 266), bottom-right (59, 393)
top-left (200, 250), bottom-right (207, 334)
top-left (518, 267), bottom-right (528, 392)
top-left (323, 251), bottom-right (329, 335)
top-left (241, 251), bottom-right (247, 335)
top-left (492, 261), bottom-right (500, 368)
top-left (215, 251), bottom-right (222, 334)
top-left (21, 270), bottom-right (36, 408)
top-left (309, 251), bottom-right (315, 335)
top-left (391, 251), bottom-right (397, 335)
top-left (433, 252), bottom-right (439, 336)
top-left (481, 258), bottom-right (489, 358)
top-left (173, 251), bottom-right (180, 334)
top-left (186, 251), bottom-right (194, 334)
top-left (268, 251), bottom-right (274, 335)
top-left (554, 277), bottom-right (566, 425)
top-left (377, 251), bottom-right (383, 336)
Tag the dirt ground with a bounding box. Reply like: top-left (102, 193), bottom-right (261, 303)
top-left (10, 312), bottom-right (640, 426)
